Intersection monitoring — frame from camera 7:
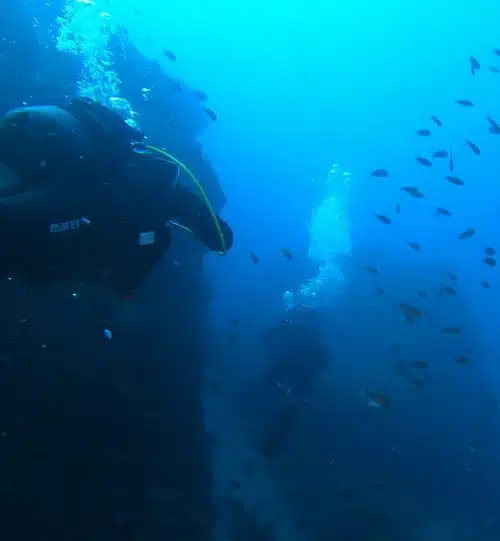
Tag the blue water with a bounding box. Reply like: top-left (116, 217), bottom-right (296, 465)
top-left (53, 1), bottom-right (500, 539)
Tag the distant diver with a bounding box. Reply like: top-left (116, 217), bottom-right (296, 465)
top-left (260, 308), bottom-right (329, 458)
top-left (0, 97), bottom-right (233, 295)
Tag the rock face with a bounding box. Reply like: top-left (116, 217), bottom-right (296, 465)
top-left (0, 2), bottom-right (222, 540)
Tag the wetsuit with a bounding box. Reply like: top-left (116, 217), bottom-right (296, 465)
top-left (0, 97), bottom-right (233, 294)
top-left (260, 312), bottom-right (329, 458)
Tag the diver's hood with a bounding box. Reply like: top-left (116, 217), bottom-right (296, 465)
top-left (0, 105), bottom-right (92, 181)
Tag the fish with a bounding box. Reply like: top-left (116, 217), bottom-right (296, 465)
top-left (456, 356), bottom-right (470, 364)
top-left (487, 116), bottom-right (500, 134)
top-left (203, 107), bottom-right (218, 121)
top-left (375, 285), bottom-right (384, 295)
top-left (365, 389), bottom-right (390, 408)
top-left (364, 265), bottom-right (378, 273)
top-left (410, 377), bottom-right (426, 391)
top-left (494, 48), bottom-right (500, 56)
top-left (229, 479), bottom-right (241, 490)
top-left (401, 186), bottom-right (424, 198)
top-left (408, 242), bottom-right (421, 251)
top-left (416, 156), bottom-right (432, 167)
top-left (250, 252), bottom-right (260, 264)
top-left (399, 303), bottom-right (422, 324)
top-left (469, 56), bottom-right (480, 75)
top-left (431, 115), bottom-right (443, 126)
top-left (432, 149), bottom-right (448, 158)
top-left (458, 228), bottom-right (476, 240)
top-left (163, 49), bottom-right (177, 61)
top-left (483, 256), bottom-right (496, 268)
top-left (465, 139), bottom-right (480, 155)
top-left (396, 204), bottom-right (400, 214)
top-left (280, 248), bottom-right (293, 260)
top-left (442, 327), bottom-right (462, 335)
top-left (193, 89), bottom-right (208, 101)
top-left (374, 213), bottom-right (392, 224)
top-left (411, 359), bottom-right (428, 369)
top-left (445, 176), bottom-right (464, 186)
top-left (416, 290), bottom-right (428, 298)
top-left (489, 66), bottom-right (500, 73)
top-left (480, 280), bottom-right (490, 288)
top-left (230, 319), bottom-right (239, 325)
top-left (371, 168), bottom-right (389, 177)
top-left (440, 285), bottom-right (457, 296)
top-left (449, 150), bottom-right (454, 171)
top-left (437, 207), bottom-right (451, 216)
top-left (455, 99), bottom-right (474, 107)
top-left (416, 129), bottom-right (431, 136)
top-left (448, 272), bottom-right (458, 282)
top-left (485, 247), bottom-right (496, 256)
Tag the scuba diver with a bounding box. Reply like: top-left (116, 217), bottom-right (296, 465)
top-left (259, 308), bottom-right (329, 458)
top-left (0, 97), bottom-right (233, 295)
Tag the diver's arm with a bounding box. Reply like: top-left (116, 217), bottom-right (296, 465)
top-left (169, 183), bottom-right (233, 253)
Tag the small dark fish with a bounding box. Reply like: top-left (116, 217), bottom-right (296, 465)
top-left (401, 186), bottom-right (424, 198)
top-left (399, 303), bottom-right (422, 324)
top-left (493, 48), bottom-right (500, 56)
top-left (416, 129), bottom-right (431, 136)
top-left (480, 280), bottom-right (490, 288)
top-left (230, 319), bottom-right (239, 325)
top-left (437, 207), bottom-right (451, 216)
top-left (484, 256), bottom-right (496, 268)
top-left (280, 248), bottom-right (293, 260)
top-left (469, 56), bottom-right (480, 75)
top-left (250, 252), bottom-right (260, 264)
top-left (456, 356), bottom-right (470, 365)
top-left (396, 204), bottom-right (400, 214)
top-left (449, 150), bottom-right (454, 171)
top-left (458, 228), bottom-right (476, 240)
top-left (410, 378), bottom-right (426, 391)
top-left (445, 176), bottom-right (464, 186)
top-left (416, 290), bottom-right (428, 298)
top-left (440, 285), bottom-right (457, 296)
top-left (485, 247), bottom-right (496, 256)
top-left (193, 89), bottom-right (208, 101)
top-left (364, 265), bottom-right (378, 273)
top-left (455, 99), bottom-right (474, 107)
top-left (432, 149), bottom-right (448, 159)
top-left (431, 115), bottom-right (443, 126)
top-left (416, 156), bottom-right (432, 167)
top-left (408, 242), bottom-right (421, 252)
top-left (163, 49), bottom-right (177, 61)
top-left (448, 272), bottom-right (458, 282)
top-left (442, 327), bottom-right (462, 335)
top-left (487, 116), bottom-right (500, 134)
top-left (375, 286), bottom-right (384, 295)
top-left (465, 139), bottom-right (480, 155)
top-left (489, 66), bottom-right (500, 73)
top-left (203, 107), bottom-right (218, 121)
top-left (374, 213), bottom-right (392, 224)
top-left (229, 479), bottom-right (241, 490)
top-left (371, 168), bottom-right (389, 178)
top-left (412, 359), bottom-right (428, 369)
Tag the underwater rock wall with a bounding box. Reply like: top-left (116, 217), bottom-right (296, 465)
top-left (0, 2), bottom-right (218, 540)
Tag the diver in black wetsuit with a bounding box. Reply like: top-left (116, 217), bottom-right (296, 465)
top-left (0, 97), bottom-right (233, 295)
top-left (260, 308), bottom-right (329, 458)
